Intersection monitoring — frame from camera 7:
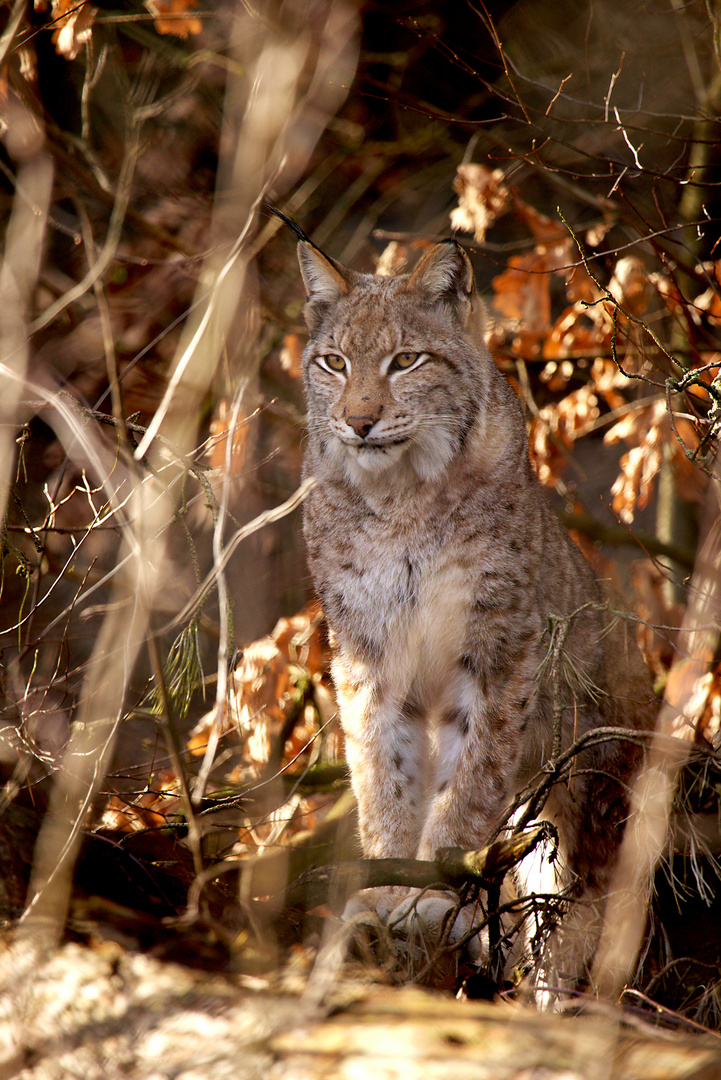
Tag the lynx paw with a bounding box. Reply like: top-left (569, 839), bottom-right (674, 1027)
top-left (341, 886), bottom-right (409, 923)
top-left (389, 892), bottom-right (485, 962)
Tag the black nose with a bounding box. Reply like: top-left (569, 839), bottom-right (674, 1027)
top-left (346, 415), bottom-right (376, 439)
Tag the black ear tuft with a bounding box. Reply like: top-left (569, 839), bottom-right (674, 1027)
top-left (265, 204), bottom-right (311, 243)
top-left (268, 205), bottom-right (352, 332)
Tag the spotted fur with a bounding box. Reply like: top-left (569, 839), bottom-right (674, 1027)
top-left (298, 239), bottom-right (656, 990)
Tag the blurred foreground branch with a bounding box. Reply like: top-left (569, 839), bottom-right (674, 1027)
top-left (592, 472), bottom-right (721, 999)
top-left (0, 100), bottom-right (52, 546)
top-left (9, 0), bottom-right (358, 955)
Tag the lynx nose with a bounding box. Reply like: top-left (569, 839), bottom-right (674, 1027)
top-left (346, 415), bottom-right (377, 439)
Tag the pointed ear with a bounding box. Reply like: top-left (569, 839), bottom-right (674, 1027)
top-left (298, 242), bottom-right (350, 332)
top-left (405, 241), bottom-right (475, 320)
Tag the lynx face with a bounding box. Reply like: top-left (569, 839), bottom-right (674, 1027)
top-left (299, 242), bottom-right (488, 484)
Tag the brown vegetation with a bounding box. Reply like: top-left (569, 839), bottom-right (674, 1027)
top-left (1, 0), bottom-right (721, 1071)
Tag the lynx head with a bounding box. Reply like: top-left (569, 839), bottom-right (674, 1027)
top-left (298, 240), bottom-right (493, 487)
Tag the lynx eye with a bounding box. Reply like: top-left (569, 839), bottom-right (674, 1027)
top-left (390, 351), bottom-right (420, 372)
top-left (322, 354), bottom-right (346, 373)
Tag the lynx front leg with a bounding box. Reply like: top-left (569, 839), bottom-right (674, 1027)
top-left (417, 705), bottom-right (520, 861)
top-left (393, 681), bottom-right (526, 958)
top-left (334, 656), bottom-right (431, 922)
top-left (335, 660), bottom-right (429, 859)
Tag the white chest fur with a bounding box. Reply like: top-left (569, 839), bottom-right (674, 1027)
top-left (339, 538), bottom-right (473, 698)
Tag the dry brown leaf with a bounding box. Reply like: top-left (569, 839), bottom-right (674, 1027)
top-left (539, 359), bottom-right (574, 392)
top-left (512, 197), bottom-right (597, 300)
top-left (99, 774), bottom-right (181, 832)
top-left (187, 601), bottom-right (332, 779)
top-left (551, 383), bottom-right (599, 433)
top-left (231, 637), bottom-right (290, 770)
top-left (272, 601), bottom-right (327, 674)
top-left (512, 197), bottom-right (567, 249)
top-left (149, 0), bottom-right (203, 37)
top-left (207, 399), bottom-right (249, 475)
top-left (604, 401), bottom-right (658, 448)
top-left (486, 190), bottom-right (601, 357)
top-left (186, 725), bottom-right (214, 757)
top-left (698, 664), bottom-right (721, 743)
top-left (450, 163), bottom-right (511, 242)
top-left (665, 657), bottom-right (716, 737)
top-left (279, 334), bottom-right (304, 379)
top-left (492, 252), bottom-right (551, 359)
top-left (694, 261), bottom-right (721, 324)
top-left (649, 271), bottom-right (686, 316)
top-left (529, 384), bottom-right (599, 486)
top-left (50, 0), bottom-right (96, 60)
top-left (605, 400), bottom-right (703, 522)
top-left (283, 702), bottom-right (321, 772)
top-left (188, 637), bottom-right (289, 767)
top-left (512, 196), bottom-right (597, 303)
top-left (375, 241), bottom-right (412, 277)
top-left (609, 442), bottom-right (663, 524)
top-left (542, 302), bottom-right (611, 360)
top-left (585, 219), bottom-right (613, 247)
top-left (608, 256), bottom-right (652, 317)
top-left (590, 357), bottom-right (628, 410)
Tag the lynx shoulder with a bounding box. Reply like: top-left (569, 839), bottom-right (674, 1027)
top-left (296, 237), bottom-right (656, 990)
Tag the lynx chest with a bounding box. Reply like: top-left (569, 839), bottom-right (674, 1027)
top-left (316, 507), bottom-right (478, 686)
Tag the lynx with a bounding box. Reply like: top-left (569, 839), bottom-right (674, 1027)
top-left (296, 235), bottom-right (656, 990)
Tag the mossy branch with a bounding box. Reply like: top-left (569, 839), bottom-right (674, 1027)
top-left (281, 825), bottom-right (553, 910)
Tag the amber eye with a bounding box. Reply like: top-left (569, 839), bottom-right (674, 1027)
top-left (323, 354), bottom-right (346, 373)
top-left (390, 351), bottom-right (419, 371)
